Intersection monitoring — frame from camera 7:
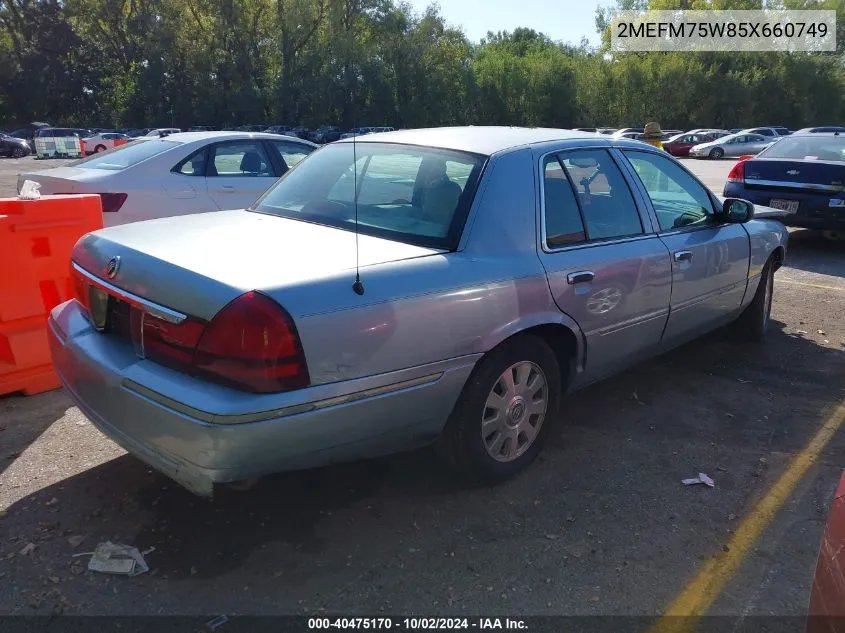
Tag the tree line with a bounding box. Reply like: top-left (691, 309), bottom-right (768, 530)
top-left (1, 0), bottom-right (844, 131)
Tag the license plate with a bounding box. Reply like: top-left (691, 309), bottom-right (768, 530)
top-left (770, 199), bottom-right (799, 213)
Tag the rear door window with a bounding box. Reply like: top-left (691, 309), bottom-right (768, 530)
top-left (557, 149), bottom-right (643, 240)
top-left (268, 140), bottom-right (312, 171)
top-left (209, 141), bottom-right (273, 177)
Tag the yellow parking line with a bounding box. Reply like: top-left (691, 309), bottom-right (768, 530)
top-left (777, 279), bottom-right (844, 293)
top-left (648, 400), bottom-right (845, 633)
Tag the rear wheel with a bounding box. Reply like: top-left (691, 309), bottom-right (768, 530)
top-left (437, 334), bottom-right (561, 483)
top-left (735, 257), bottom-right (775, 341)
top-left (709, 147), bottom-right (724, 159)
top-left (95, 144), bottom-right (107, 153)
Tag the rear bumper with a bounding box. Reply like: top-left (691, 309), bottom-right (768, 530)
top-left (723, 184), bottom-right (845, 231)
top-left (49, 300), bottom-right (476, 495)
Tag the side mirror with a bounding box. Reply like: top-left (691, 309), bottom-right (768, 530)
top-left (722, 198), bottom-right (754, 223)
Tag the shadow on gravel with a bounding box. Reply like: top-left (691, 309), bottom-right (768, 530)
top-left (0, 390), bottom-right (73, 477)
top-left (2, 317), bottom-right (843, 602)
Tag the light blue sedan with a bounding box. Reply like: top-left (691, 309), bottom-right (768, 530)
top-left (50, 127), bottom-right (788, 496)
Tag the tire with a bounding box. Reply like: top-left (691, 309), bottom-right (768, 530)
top-left (11, 147), bottom-right (25, 158)
top-left (437, 334), bottom-right (562, 483)
top-left (709, 147), bottom-right (724, 159)
top-left (734, 258), bottom-right (775, 341)
top-left (95, 145), bottom-right (107, 153)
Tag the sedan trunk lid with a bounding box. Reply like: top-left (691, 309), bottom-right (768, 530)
top-left (743, 158), bottom-right (845, 194)
top-left (72, 209), bottom-right (445, 321)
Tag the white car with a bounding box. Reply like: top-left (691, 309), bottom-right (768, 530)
top-left (18, 132), bottom-right (318, 226)
top-left (82, 132), bottom-right (130, 154)
top-left (145, 128), bottom-right (182, 138)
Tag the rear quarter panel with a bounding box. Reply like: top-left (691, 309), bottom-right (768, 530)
top-left (743, 216), bottom-right (789, 278)
top-left (283, 148), bottom-right (581, 386)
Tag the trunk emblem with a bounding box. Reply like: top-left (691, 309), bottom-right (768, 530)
top-left (786, 170), bottom-right (800, 176)
top-left (105, 256), bottom-right (121, 279)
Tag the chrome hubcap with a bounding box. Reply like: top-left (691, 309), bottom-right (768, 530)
top-left (482, 361), bottom-right (548, 463)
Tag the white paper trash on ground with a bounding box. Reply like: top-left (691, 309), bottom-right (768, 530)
top-left (18, 180), bottom-right (41, 200)
top-left (87, 541), bottom-right (153, 576)
top-left (682, 473), bottom-right (715, 488)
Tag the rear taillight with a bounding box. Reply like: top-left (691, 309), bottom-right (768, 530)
top-left (97, 193), bottom-right (128, 213)
top-left (727, 160), bottom-right (746, 183)
top-left (71, 264), bottom-right (90, 312)
top-left (142, 315), bottom-right (206, 374)
top-left (192, 292), bottom-right (309, 393)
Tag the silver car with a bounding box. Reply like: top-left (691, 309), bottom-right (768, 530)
top-left (689, 132), bottom-right (772, 159)
top-left (49, 127), bottom-right (788, 496)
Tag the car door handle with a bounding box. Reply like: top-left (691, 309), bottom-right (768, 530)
top-left (219, 185), bottom-right (235, 192)
top-left (674, 250), bottom-right (693, 263)
top-left (566, 271), bottom-right (595, 285)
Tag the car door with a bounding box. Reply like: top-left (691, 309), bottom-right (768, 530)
top-left (205, 140), bottom-right (278, 210)
top-left (726, 135), bottom-right (754, 157)
top-left (746, 134), bottom-right (771, 153)
top-left (619, 149), bottom-right (751, 345)
top-left (536, 148), bottom-right (672, 383)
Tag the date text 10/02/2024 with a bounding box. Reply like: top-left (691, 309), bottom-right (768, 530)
top-left (307, 617), bottom-right (529, 630)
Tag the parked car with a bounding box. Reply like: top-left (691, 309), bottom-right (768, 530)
top-left (596, 128), bottom-right (617, 135)
top-left (82, 132), bottom-right (130, 154)
top-left (290, 126), bottom-right (313, 140)
top-left (265, 125), bottom-right (293, 135)
top-left (313, 126), bottom-right (342, 144)
top-left (125, 128), bottom-right (150, 138)
top-left (18, 131), bottom-right (317, 226)
top-left (742, 126), bottom-right (792, 138)
top-left (572, 127), bottom-right (597, 133)
top-left (48, 126), bottom-right (788, 496)
top-left (730, 128), bottom-right (743, 134)
top-left (723, 132), bottom-right (845, 237)
top-left (689, 132), bottom-right (772, 159)
top-left (794, 126), bottom-right (845, 134)
top-left (807, 468), bottom-right (845, 630)
top-left (235, 124), bottom-right (268, 132)
top-left (663, 132), bottom-right (720, 157)
top-left (9, 122), bottom-right (51, 151)
top-left (340, 127), bottom-right (373, 139)
top-left (612, 127), bottom-right (644, 138)
top-left (145, 128), bottom-right (181, 138)
top-left (0, 133), bottom-right (32, 158)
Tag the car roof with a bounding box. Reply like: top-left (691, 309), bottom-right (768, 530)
top-left (336, 126), bottom-right (612, 155)
top-left (153, 131), bottom-right (317, 144)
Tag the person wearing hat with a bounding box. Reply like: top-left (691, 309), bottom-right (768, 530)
top-left (641, 121), bottom-right (665, 150)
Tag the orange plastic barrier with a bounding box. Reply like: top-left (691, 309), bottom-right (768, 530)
top-left (738, 154), bottom-right (754, 161)
top-left (0, 195), bottom-right (103, 396)
top-left (114, 138), bottom-right (128, 148)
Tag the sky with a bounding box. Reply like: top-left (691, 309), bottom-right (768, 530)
top-left (403, 0), bottom-right (606, 47)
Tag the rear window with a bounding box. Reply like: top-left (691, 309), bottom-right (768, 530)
top-left (253, 142), bottom-right (486, 249)
top-left (71, 139), bottom-right (180, 170)
top-left (758, 136), bottom-right (845, 161)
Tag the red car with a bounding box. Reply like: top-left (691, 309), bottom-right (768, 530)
top-left (808, 469), bottom-right (845, 633)
top-left (663, 132), bottom-right (718, 157)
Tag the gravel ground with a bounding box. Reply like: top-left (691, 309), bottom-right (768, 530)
top-left (0, 155), bottom-right (843, 621)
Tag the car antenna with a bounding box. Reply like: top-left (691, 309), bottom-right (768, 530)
top-left (351, 71), bottom-right (365, 296)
